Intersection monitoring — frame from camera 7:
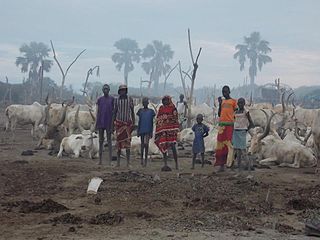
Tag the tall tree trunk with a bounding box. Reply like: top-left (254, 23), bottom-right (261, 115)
top-left (250, 74), bottom-right (255, 100)
top-left (153, 72), bottom-right (160, 96)
top-left (60, 75), bottom-right (66, 100)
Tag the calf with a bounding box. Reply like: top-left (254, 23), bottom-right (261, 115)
top-left (57, 130), bottom-right (99, 159)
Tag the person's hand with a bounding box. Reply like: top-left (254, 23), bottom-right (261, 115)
top-left (218, 97), bottom-right (222, 104)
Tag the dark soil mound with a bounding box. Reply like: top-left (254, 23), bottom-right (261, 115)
top-left (89, 211), bottom-right (123, 225)
top-left (50, 213), bottom-right (83, 224)
top-left (3, 199), bottom-right (68, 213)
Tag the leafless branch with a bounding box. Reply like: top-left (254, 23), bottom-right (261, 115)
top-left (50, 40), bottom-right (65, 78)
top-left (188, 28), bottom-right (195, 64)
top-left (65, 49), bottom-right (86, 75)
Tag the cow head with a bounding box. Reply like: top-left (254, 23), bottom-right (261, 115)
top-left (80, 130), bottom-right (98, 151)
top-left (248, 109), bottom-right (276, 155)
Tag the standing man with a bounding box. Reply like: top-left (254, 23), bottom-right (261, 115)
top-left (215, 85), bottom-right (237, 172)
top-left (176, 94), bottom-right (188, 129)
top-left (113, 84), bottom-right (135, 168)
top-left (96, 84), bottom-right (114, 165)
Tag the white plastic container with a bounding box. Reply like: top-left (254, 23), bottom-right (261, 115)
top-left (87, 177), bottom-right (103, 194)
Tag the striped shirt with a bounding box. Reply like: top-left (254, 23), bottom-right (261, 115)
top-left (114, 96), bottom-right (134, 122)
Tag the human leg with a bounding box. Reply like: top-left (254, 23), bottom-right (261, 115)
top-left (106, 131), bottom-right (112, 166)
top-left (192, 153), bottom-right (196, 169)
top-left (140, 135), bottom-right (145, 165)
top-left (172, 144), bottom-right (178, 170)
top-left (98, 129), bottom-right (105, 165)
top-left (201, 153), bottom-right (205, 168)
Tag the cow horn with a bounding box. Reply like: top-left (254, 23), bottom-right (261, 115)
top-left (56, 105), bottom-right (67, 127)
top-left (281, 91), bottom-right (286, 113)
top-left (286, 92), bottom-right (294, 107)
top-left (293, 120), bottom-right (304, 143)
top-left (303, 130), bottom-right (312, 146)
top-left (45, 93), bottom-right (49, 105)
top-left (75, 105), bottom-right (85, 132)
top-left (292, 96), bottom-right (296, 108)
top-left (89, 109), bottom-right (96, 121)
top-left (150, 103), bottom-right (158, 115)
top-left (68, 96), bottom-right (75, 106)
top-left (258, 109), bottom-right (276, 142)
top-left (44, 102), bottom-right (52, 126)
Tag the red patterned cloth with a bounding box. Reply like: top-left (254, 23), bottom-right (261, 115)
top-left (154, 97), bottom-right (180, 154)
top-left (214, 125), bottom-right (234, 166)
top-left (114, 119), bottom-right (133, 150)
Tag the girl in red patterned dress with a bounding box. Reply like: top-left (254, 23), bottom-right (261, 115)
top-left (154, 96), bottom-right (180, 171)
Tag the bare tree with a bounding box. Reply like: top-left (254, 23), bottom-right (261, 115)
top-left (82, 66), bottom-right (100, 96)
top-left (50, 40), bottom-right (86, 99)
top-left (186, 28), bottom-right (202, 127)
top-left (163, 62), bottom-right (179, 92)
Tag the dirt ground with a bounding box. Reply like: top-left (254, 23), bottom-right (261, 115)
top-left (0, 114), bottom-right (320, 239)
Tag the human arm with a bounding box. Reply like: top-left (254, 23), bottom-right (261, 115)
top-left (203, 125), bottom-right (209, 138)
top-left (111, 98), bottom-right (117, 133)
top-left (246, 111), bottom-right (255, 130)
top-left (218, 97), bottom-right (222, 117)
top-left (136, 109), bottom-right (141, 137)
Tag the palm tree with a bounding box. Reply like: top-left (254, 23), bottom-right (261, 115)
top-left (16, 42), bottom-right (53, 81)
top-left (234, 32), bottom-right (272, 98)
top-left (111, 38), bottom-right (141, 86)
top-left (142, 40), bottom-right (174, 94)
top-left (16, 42), bottom-right (53, 102)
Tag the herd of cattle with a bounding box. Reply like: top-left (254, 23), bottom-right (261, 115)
top-left (3, 92), bottom-right (320, 169)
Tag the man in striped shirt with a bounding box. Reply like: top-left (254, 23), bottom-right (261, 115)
top-left (113, 84), bottom-right (135, 167)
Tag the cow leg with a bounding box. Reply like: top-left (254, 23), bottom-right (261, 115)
top-left (259, 157), bottom-right (277, 166)
top-left (57, 140), bottom-right (65, 158)
top-left (279, 154), bottom-right (300, 168)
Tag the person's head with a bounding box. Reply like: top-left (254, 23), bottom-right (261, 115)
top-left (196, 114), bottom-right (204, 124)
top-left (142, 97), bottom-right (149, 108)
top-left (118, 84), bottom-right (128, 97)
top-left (102, 84), bottom-right (110, 95)
top-left (162, 96), bottom-right (171, 106)
top-left (237, 98), bottom-right (245, 110)
top-left (179, 94), bottom-right (184, 102)
top-left (222, 85), bottom-right (230, 99)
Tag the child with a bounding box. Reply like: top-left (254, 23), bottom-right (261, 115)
top-left (232, 98), bottom-right (254, 174)
top-left (137, 97), bottom-right (156, 167)
top-left (192, 114), bottom-right (209, 169)
top-left (154, 96), bottom-right (180, 171)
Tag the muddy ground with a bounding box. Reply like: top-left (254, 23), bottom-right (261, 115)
top-left (0, 115), bottom-right (320, 239)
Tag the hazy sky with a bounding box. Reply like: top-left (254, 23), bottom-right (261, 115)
top-left (0, 0), bottom-right (319, 93)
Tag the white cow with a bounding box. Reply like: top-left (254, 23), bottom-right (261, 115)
top-left (130, 136), bottom-right (162, 157)
top-left (179, 125), bottom-right (218, 152)
top-left (5, 102), bottom-right (48, 140)
top-left (248, 110), bottom-right (317, 168)
top-left (312, 110), bottom-right (320, 163)
top-left (64, 105), bottom-right (96, 135)
top-left (57, 130), bottom-right (99, 159)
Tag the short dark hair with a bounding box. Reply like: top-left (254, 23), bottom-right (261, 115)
top-left (238, 97), bottom-right (245, 102)
top-left (222, 85), bottom-right (230, 92)
top-left (103, 84), bottom-right (110, 89)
